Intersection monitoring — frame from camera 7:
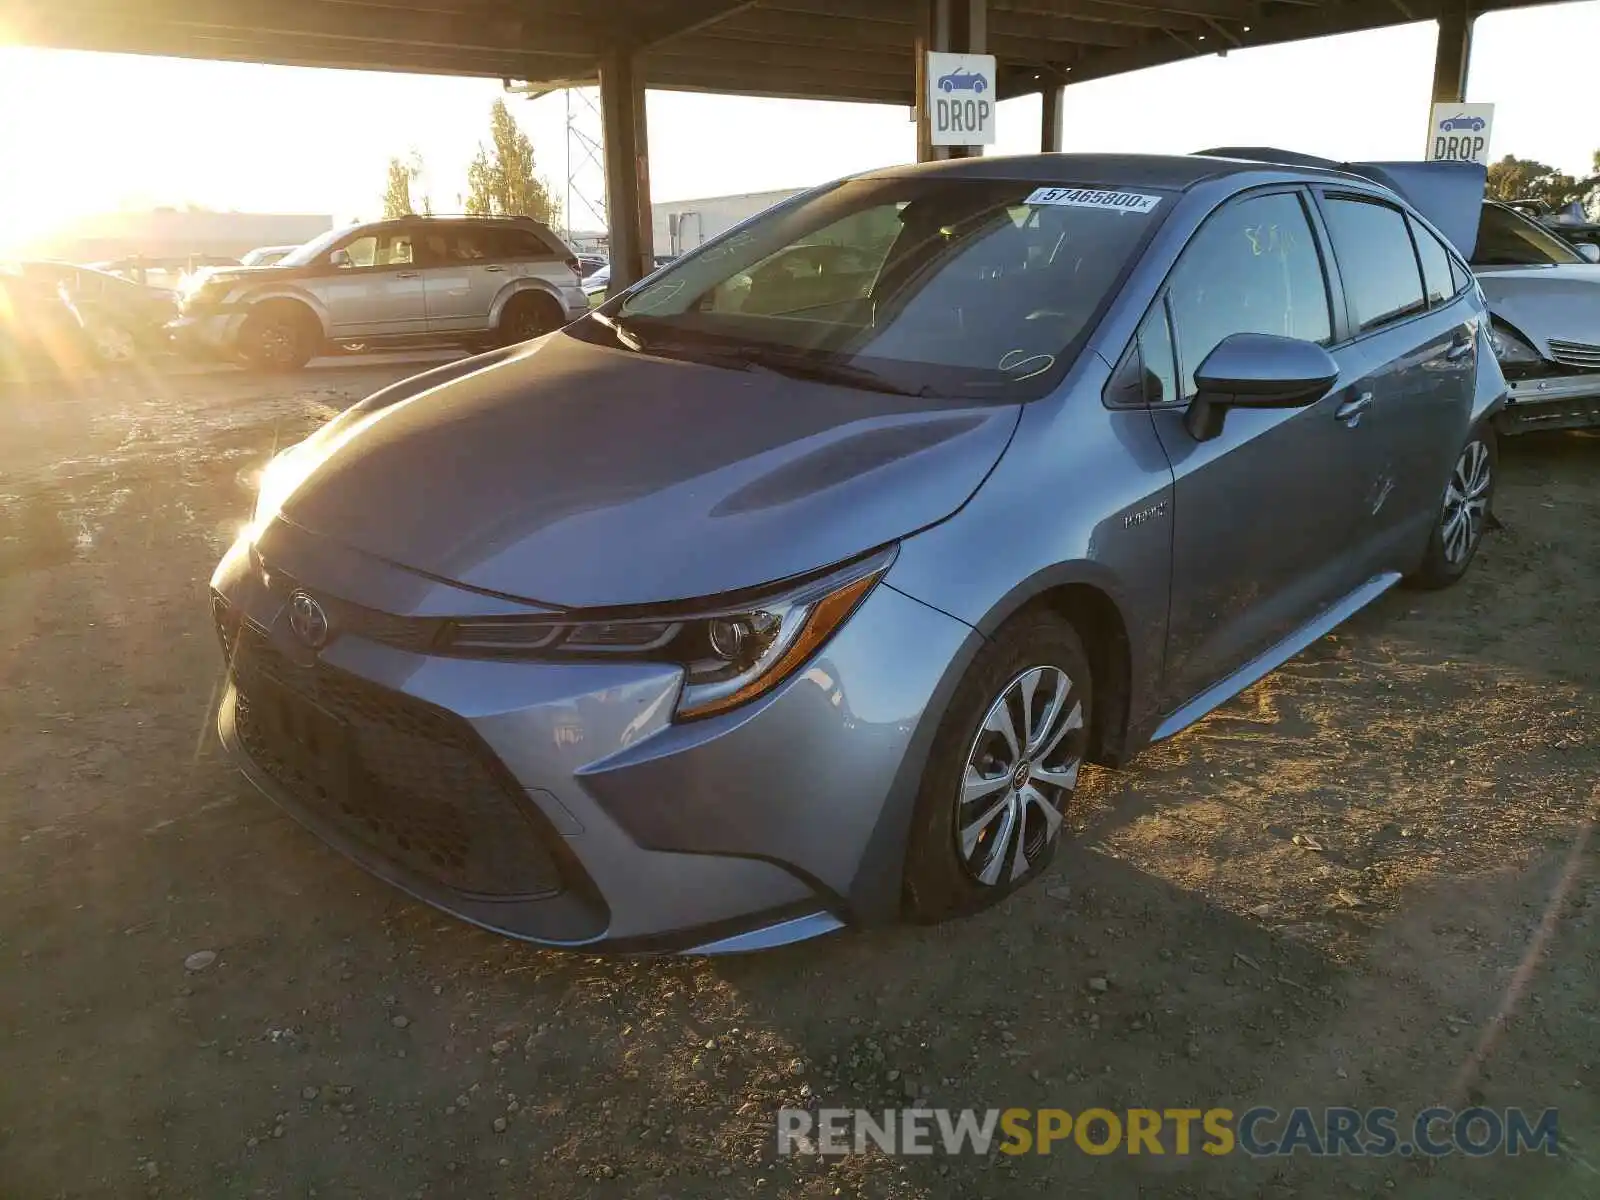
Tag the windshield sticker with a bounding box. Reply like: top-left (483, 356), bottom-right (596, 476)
top-left (1024, 187), bottom-right (1162, 214)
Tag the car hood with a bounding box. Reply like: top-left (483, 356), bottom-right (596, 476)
top-left (272, 333), bottom-right (1022, 608)
top-left (191, 263), bottom-right (317, 288)
top-left (1476, 264), bottom-right (1600, 352)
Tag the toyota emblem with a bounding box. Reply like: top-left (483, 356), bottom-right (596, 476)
top-left (287, 590), bottom-right (330, 649)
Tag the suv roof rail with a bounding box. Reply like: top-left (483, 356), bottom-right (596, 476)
top-left (403, 212), bottom-right (548, 224)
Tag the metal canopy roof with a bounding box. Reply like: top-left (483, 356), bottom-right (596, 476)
top-left (0, 0), bottom-right (1561, 103)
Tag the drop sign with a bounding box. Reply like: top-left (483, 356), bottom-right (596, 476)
top-left (1426, 102), bottom-right (1494, 165)
top-left (927, 52), bottom-right (997, 146)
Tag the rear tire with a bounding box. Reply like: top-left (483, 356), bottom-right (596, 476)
top-left (903, 611), bottom-right (1092, 924)
top-left (238, 304), bottom-right (317, 371)
top-left (1407, 421), bottom-right (1497, 590)
top-left (498, 293), bottom-right (564, 346)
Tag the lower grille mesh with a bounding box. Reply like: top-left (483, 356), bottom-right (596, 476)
top-left (231, 631), bottom-right (563, 899)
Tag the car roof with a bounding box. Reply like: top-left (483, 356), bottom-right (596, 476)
top-left (865, 151), bottom-right (1377, 192)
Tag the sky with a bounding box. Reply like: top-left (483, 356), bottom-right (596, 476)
top-left (0, 0), bottom-right (1596, 254)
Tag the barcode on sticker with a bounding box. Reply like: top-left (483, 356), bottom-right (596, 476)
top-left (1024, 187), bottom-right (1162, 214)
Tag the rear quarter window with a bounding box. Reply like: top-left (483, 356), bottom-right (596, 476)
top-left (1408, 216), bottom-right (1459, 306)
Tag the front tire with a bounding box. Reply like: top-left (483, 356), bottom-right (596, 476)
top-left (904, 611), bottom-right (1092, 924)
top-left (1408, 421), bottom-right (1497, 589)
top-left (498, 293), bottom-right (564, 346)
top-left (238, 305), bottom-right (317, 371)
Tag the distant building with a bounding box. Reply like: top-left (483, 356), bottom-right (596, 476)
top-left (563, 189), bottom-right (810, 259)
top-left (653, 188), bottom-right (805, 256)
top-left (30, 209), bottom-right (334, 267)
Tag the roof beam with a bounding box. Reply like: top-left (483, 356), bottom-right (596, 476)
top-left (630, 0), bottom-right (759, 48)
top-left (990, 0), bottom-right (1212, 30)
top-left (719, 2), bottom-right (1145, 47)
top-left (1069, 0), bottom-right (1420, 79)
top-left (649, 36), bottom-right (913, 76)
top-left (11, 0), bottom-right (610, 56)
top-left (645, 62), bottom-right (913, 103)
top-left (1079, 0), bottom-right (1257, 20)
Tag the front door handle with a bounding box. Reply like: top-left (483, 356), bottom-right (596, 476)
top-left (395, 271), bottom-right (421, 279)
top-left (1335, 391), bottom-right (1374, 425)
top-left (1444, 334), bottom-right (1474, 361)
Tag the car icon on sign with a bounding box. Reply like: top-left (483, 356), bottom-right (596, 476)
top-left (1438, 114), bottom-right (1486, 132)
top-left (938, 68), bottom-right (988, 94)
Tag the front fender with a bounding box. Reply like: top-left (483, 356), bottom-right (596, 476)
top-left (488, 279), bottom-right (567, 328)
top-left (883, 371), bottom-right (1176, 761)
top-left (235, 282), bottom-right (331, 334)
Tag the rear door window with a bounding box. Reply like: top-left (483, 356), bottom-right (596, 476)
top-left (491, 227), bottom-right (559, 260)
top-left (1166, 190), bottom-right (1332, 398)
top-left (432, 226), bottom-right (491, 262)
top-left (1321, 197), bottom-right (1427, 332)
top-left (1408, 216), bottom-right (1458, 307)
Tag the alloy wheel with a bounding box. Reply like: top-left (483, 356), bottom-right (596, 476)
top-left (257, 323), bottom-right (295, 367)
top-left (1441, 437), bottom-right (1492, 565)
top-left (508, 302), bottom-right (554, 343)
top-left (956, 665), bottom-right (1086, 886)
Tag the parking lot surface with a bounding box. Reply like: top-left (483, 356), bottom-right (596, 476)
top-left (1, 360), bottom-right (1596, 1198)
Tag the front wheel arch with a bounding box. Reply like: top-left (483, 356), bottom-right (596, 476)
top-left (966, 568), bottom-right (1138, 767)
top-left (493, 287), bottom-right (566, 343)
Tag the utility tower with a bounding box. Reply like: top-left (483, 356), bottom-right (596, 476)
top-left (502, 78), bottom-right (608, 249)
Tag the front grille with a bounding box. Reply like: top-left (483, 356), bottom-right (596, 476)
top-left (231, 631), bottom-right (563, 899)
top-left (1547, 338), bottom-right (1600, 370)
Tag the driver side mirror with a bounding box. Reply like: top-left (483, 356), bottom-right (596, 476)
top-left (329, 249), bottom-right (352, 269)
top-left (1577, 243), bottom-right (1600, 264)
top-left (1185, 332), bottom-right (1340, 442)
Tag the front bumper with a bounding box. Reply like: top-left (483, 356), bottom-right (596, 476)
top-left (1501, 372), bottom-right (1600, 433)
top-left (208, 531), bottom-right (975, 953)
top-left (169, 312), bottom-right (245, 358)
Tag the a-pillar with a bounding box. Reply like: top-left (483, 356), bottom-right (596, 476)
top-left (598, 46), bottom-right (653, 292)
top-left (1431, 0), bottom-right (1475, 103)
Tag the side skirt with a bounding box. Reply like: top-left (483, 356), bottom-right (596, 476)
top-left (1149, 571), bottom-right (1402, 743)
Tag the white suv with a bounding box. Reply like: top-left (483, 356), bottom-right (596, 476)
top-left (172, 216), bottom-right (590, 370)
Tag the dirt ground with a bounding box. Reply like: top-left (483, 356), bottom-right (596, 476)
top-left (1, 360), bottom-right (1596, 1200)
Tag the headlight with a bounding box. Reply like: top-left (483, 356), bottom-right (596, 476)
top-left (1488, 321), bottom-right (1541, 365)
top-left (439, 547), bottom-right (898, 720)
top-left (247, 443), bottom-right (313, 539)
top-left (182, 277), bottom-right (234, 310)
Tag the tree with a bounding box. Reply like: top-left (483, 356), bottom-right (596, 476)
top-left (381, 157), bottom-right (415, 219)
top-left (464, 99), bottom-right (558, 224)
top-left (381, 152), bottom-right (432, 219)
top-left (1485, 152), bottom-right (1600, 214)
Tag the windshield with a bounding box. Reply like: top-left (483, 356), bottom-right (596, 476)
top-left (575, 176), bottom-right (1169, 399)
top-left (278, 227), bottom-right (352, 267)
top-left (1473, 203), bottom-right (1584, 267)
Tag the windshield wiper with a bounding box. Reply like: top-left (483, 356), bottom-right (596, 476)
top-left (737, 349), bottom-right (932, 397)
top-left (585, 324), bottom-right (935, 397)
top-left (588, 310), bottom-right (647, 352)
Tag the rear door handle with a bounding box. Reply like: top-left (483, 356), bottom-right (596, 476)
top-left (483, 264), bottom-right (506, 273)
top-left (1444, 334), bottom-right (1474, 360)
top-left (1335, 391), bottom-right (1374, 425)
top-left (395, 271), bottom-right (421, 279)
